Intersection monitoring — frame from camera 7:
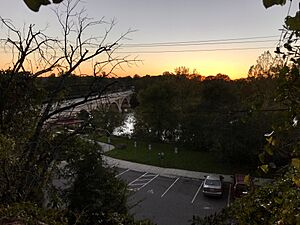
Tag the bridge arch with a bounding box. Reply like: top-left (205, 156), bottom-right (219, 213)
top-left (48, 90), bottom-right (134, 120)
top-left (109, 102), bottom-right (121, 112)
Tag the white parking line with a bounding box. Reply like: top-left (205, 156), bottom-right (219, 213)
top-left (128, 187), bottom-right (138, 191)
top-left (227, 184), bottom-right (232, 207)
top-left (161, 177), bottom-right (180, 198)
top-left (115, 168), bottom-right (130, 178)
top-left (137, 174), bottom-right (159, 191)
top-left (130, 182), bottom-right (150, 186)
top-left (111, 163), bottom-right (118, 168)
top-left (138, 178), bottom-right (156, 181)
top-left (143, 174), bottom-right (157, 177)
top-left (128, 172), bottom-right (148, 185)
top-left (191, 181), bottom-right (203, 204)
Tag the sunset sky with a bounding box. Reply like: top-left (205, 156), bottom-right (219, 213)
top-left (0, 0), bottom-right (297, 79)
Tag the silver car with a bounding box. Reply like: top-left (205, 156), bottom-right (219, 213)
top-left (202, 174), bottom-right (223, 197)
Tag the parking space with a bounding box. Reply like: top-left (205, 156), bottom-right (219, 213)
top-left (128, 172), bottom-right (159, 191)
top-left (116, 170), bottom-right (145, 183)
top-left (115, 168), bottom-right (130, 178)
top-left (116, 168), bottom-right (230, 225)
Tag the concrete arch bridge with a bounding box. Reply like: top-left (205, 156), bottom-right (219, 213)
top-left (49, 90), bottom-right (134, 123)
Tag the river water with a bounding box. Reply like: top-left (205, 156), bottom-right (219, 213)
top-left (113, 113), bottom-right (135, 136)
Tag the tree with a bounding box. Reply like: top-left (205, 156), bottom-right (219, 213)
top-left (174, 66), bottom-right (190, 76)
top-left (2, 0), bottom-right (133, 160)
top-left (257, 0), bottom-right (300, 187)
top-left (0, 0), bottom-right (135, 213)
top-left (90, 107), bottom-right (125, 135)
top-left (135, 81), bottom-right (178, 141)
top-left (58, 136), bottom-right (129, 225)
top-left (248, 51), bottom-right (283, 78)
top-left (0, 0), bottom-right (150, 221)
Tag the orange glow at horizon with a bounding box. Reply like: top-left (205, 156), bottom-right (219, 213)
top-left (108, 48), bottom-right (270, 79)
top-left (0, 47), bottom-right (271, 80)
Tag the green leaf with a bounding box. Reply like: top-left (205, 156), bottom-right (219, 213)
top-left (259, 153), bottom-right (265, 163)
top-left (285, 12), bottom-right (300, 31)
top-left (263, 0), bottom-right (286, 9)
top-left (291, 158), bottom-right (300, 170)
top-left (292, 176), bottom-right (300, 187)
top-left (274, 197), bottom-right (283, 204)
top-left (266, 136), bottom-right (276, 146)
top-left (244, 175), bottom-right (251, 185)
top-left (260, 164), bottom-right (269, 173)
top-left (264, 145), bottom-right (274, 156)
top-left (23, 0), bottom-right (51, 12)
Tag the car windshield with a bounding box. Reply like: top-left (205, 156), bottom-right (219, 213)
top-left (205, 179), bottom-right (221, 186)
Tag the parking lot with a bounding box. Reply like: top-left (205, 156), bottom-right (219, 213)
top-left (115, 168), bottom-right (231, 225)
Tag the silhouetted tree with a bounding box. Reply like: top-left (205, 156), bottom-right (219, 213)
top-left (248, 51), bottom-right (283, 78)
top-left (0, 0), bottom-right (135, 205)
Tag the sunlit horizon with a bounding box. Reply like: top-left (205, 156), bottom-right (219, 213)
top-left (0, 44), bottom-right (277, 80)
top-left (0, 0), bottom-right (289, 80)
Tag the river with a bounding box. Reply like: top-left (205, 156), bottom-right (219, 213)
top-left (113, 113), bottom-right (135, 136)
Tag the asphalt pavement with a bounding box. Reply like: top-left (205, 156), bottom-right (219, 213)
top-left (93, 140), bottom-right (272, 225)
top-left (115, 168), bottom-right (230, 225)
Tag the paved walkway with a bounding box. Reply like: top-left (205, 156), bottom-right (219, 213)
top-left (96, 141), bottom-right (272, 185)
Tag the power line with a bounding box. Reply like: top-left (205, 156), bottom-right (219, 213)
top-left (0, 35), bottom-right (279, 54)
top-left (117, 46), bottom-right (276, 54)
top-left (122, 35), bottom-right (279, 47)
top-left (84, 35), bottom-right (279, 49)
top-left (0, 45), bottom-right (276, 54)
top-left (120, 39), bottom-right (278, 48)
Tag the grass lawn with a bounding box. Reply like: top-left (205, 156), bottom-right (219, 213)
top-left (97, 135), bottom-right (255, 175)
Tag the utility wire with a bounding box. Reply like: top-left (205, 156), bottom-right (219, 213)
top-left (120, 39), bottom-right (278, 48)
top-left (117, 46), bottom-right (276, 54)
top-left (0, 45), bottom-right (276, 54)
top-left (122, 35), bottom-right (279, 47)
top-left (84, 35), bottom-right (279, 49)
top-left (0, 36), bottom-right (279, 54)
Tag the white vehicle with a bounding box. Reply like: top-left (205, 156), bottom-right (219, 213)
top-left (202, 174), bottom-right (223, 197)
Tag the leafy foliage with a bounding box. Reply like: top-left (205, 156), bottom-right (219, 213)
top-left (263, 0), bottom-right (287, 9)
top-left (0, 70), bottom-right (43, 139)
top-left (285, 11), bottom-right (300, 31)
top-left (135, 80), bottom-right (178, 141)
top-left (132, 74), bottom-right (280, 169)
top-left (23, 0), bottom-right (64, 12)
top-left (55, 137), bottom-right (129, 225)
top-left (0, 202), bottom-right (67, 225)
top-left (91, 107), bottom-right (125, 135)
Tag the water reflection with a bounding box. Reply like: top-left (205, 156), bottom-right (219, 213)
top-left (113, 113), bottom-right (135, 136)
